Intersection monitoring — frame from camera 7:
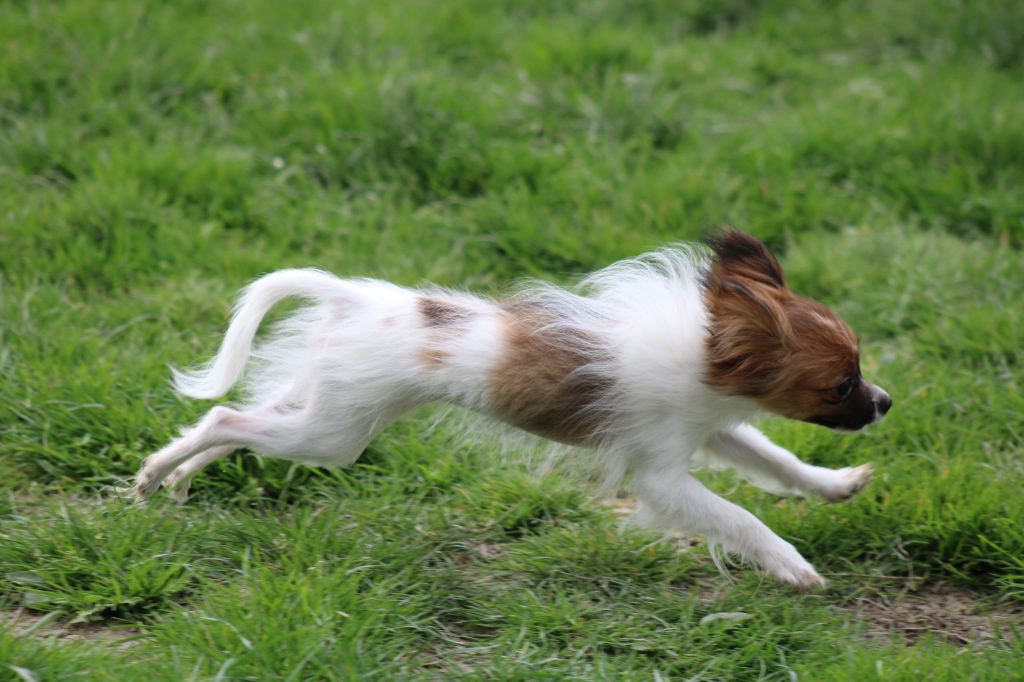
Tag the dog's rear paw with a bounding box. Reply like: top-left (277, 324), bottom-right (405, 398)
top-left (114, 482), bottom-right (153, 505)
top-left (163, 472), bottom-right (192, 503)
top-left (820, 463), bottom-right (873, 502)
top-left (128, 462), bottom-right (163, 502)
top-left (114, 483), bottom-right (145, 504)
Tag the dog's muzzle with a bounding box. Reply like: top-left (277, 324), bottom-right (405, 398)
top-left (870, 385), bottom-right (892, 423)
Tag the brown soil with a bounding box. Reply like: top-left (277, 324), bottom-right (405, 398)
top-left (847, 583), bottom-right (1021, 648)
top-left (0, 607), bottom-right (143, 651)
top-left (601, 496), bottom-right (637, 517)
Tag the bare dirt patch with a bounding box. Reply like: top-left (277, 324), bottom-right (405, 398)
top-left (848, 584), bottom-right (1021, 647)
top-left (0, 607), bottom-right (143, 651)
top-left (600, 496), bottom-right (636, 518)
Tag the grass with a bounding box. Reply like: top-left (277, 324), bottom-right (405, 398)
top-left (2, 0), bottom-right (1023, 678)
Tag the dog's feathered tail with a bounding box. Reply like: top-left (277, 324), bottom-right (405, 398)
top-left (172, 269), bottom-right (346, 399)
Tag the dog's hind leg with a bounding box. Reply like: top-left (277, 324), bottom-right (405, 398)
top-left (702, 424), bottom-right (872, 502)
top-left (133, 403), bottom-right (309, 500)
top-left (132, 406), bottom-right (256, 500)
top-left (135, 396), bottom-right (412, 501)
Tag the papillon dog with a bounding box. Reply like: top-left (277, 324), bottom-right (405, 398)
top-left (132, 230), bottom-right (891, 588)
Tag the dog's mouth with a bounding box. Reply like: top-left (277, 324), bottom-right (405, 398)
top-left (805, 383), bottom-right (892, 433)
top-left (805, 406), bottom-right (889, 433)
top-left (805, 415), bottom-right (871, 433)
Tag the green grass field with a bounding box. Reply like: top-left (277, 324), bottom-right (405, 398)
top-left (2, 0), bottom-right (1023, 678)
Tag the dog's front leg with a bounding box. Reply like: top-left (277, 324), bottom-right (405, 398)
top-left (705, 424), bottom-right (872, 501)
top-left (633, 455), bottom-right (824, 589)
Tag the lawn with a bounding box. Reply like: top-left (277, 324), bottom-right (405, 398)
top-left (2, 0), bottom-right (1023, 679)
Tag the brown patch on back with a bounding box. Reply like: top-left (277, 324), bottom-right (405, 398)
top-left (419, 297), bottom-right (470, 328)
top-left (489, 303), bottom-right (610, 446)
top-left (420, 348), bottom-right (452, 367)
top-left (417, 296), bottom-right (472, 369)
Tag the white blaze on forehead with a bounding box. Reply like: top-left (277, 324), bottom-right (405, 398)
top-left (801, 305), bottom-right (859, 351)
top-left (811, 311), bottom-right (839, 329)
top-left (803, 308), bottom-right (853, 339)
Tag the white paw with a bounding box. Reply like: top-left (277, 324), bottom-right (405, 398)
top-left (114, 482), bottom-right (146, 505)
top-left (162, 472), bottom-right (192, 503)
top-left (131, 460), bottom-right (163, 501)
top-left (818, 463), bottom-right (873, 502)
top-left (760, 545), bottom-right (826, 590)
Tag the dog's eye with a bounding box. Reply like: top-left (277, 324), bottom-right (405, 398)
top-left (836, 377), bottom-right (855, 399)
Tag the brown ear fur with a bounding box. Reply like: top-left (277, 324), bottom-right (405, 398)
top-left (703, 231), bottom-right (791, 397)
top-left (704, 280), bottom-right (790, 398)
top-left (706, 230), bottom-right (786, 289)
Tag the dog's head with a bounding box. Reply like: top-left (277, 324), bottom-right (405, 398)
top-left (703, 230), bottom-right (891, 431)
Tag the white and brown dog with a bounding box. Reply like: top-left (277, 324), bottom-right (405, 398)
top-left (133, 231), bottom-right (890, 588)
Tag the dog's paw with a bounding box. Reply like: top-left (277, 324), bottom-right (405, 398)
top-left (162, 472), bottom-right (192, 503)
top-left (113, 482), bottom-right (146, 505)
top-left (130, 461), bottom-right (163, 502)
top-left (819, 463), bottom-right (873, 502)
top-left (760, 546), bottom-right (826, 590)
top-left (776, 563), bottom-right (826, 590)
top-left (114, 482), bottom-right (153, 505)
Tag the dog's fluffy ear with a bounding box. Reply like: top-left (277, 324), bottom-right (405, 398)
top-left (702, 230), bottom-right (791, 397)
top-left (706, 230), bottom-right (786, 289)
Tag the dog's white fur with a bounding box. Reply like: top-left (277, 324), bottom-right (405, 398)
top-left (135, 247), bottom-right (875, 588)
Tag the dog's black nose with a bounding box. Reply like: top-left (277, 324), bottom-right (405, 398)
top-left (874, 393), bottom-right (892, 416)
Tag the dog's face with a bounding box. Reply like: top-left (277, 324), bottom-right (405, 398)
top-left (703, 231), bottom-right (891, 431)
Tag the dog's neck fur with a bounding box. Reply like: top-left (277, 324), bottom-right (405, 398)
top-left (481, 251), bottom-right (760, 449)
